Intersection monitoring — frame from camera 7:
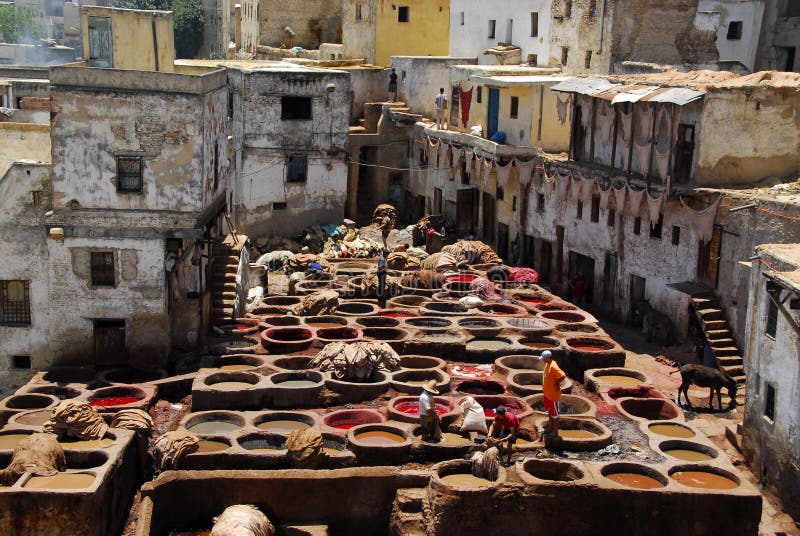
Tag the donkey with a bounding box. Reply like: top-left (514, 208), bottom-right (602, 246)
top-left (676, 364), bottom-right (738, 411)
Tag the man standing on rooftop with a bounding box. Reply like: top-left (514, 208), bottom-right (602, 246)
top-left (434, 88), bottom-right (448, 130)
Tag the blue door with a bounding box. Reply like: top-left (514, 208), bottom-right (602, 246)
top-left (487, 88), bottom-right (500, 138)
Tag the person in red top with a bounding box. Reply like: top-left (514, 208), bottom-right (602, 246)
top-left (489, 406), bottom-right (520, 466)
top-left (569, 271), bottom-right (587, 307)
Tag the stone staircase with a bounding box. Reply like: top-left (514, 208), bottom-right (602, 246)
top-left (389, 487), bottom-right (428, 535)
top-left (690, 293), bottom-right (746, 387)
top-left (211, 234), bottom-right (247, 325)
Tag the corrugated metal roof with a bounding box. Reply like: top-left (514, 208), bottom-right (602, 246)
top-left (643, 86), bottom-right (705, 105)
top-left (609, 85), bottom-right (661, 104)
top-left (470, 75), bottom-right (570, 87)
top-left (549, 77), bottom-right (617, 95)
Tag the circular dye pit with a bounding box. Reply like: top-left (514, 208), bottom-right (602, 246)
top-left (415, 432), bottom-right (472, 446)
top-left (323, 409), bottom-right (384, 430)
top-left (356, 316), bottom-right (399, 328)
top-left (649, 423), bottom-right (696, 439)
top-left (506, 317), bottom-right (552, 333)
top-left (391, 369), bottom-right (448, 395)
top-left (496, 355), bottom-right (546, 374)
top-left (26, 386), bottom-right (81, 400)
top-left (555, 323), bottom-right (599, 334)
top-left (670, 467), bottom-right (739, 490)
top-left (272, 356), bottom-right (312, 371)
top-left (512, 294), bottom-right (549, 304)
top-left (445, 273), bottom-right (478, 284)
top-left (262, 296), bottom-right (301, 308)
top-left (399, 355), bottom-right (446, 370)
top-left (316, 326), bottom-right (362, 342)
top-left (405, 317), bottom-right (452, 329)
top-left (597, 375), bottom-right (642, 388)
top-left (466, 338), bottom-right (512, 351)
top-left (589, 368), bottom-right (648, 389)
top-left (602, 463), bottom-right (667, 490)
top-left (260, 316), bottom-right (302, 327)
top-left (12, 409), bottom-right (53, 426)
top-left (59, 436), bottom-right (116, 449)
top-left (304, 316), bottom-right (347, 329)
top-left (523, 459), bottom-right (584, 482)
top-left (619, 398), bottom-right (680, 421)
top-left (185, 413), bottom-right (245, 435)
top-left (519, 337), bottom-right (559, 350)
top-left (567, 337), bottom-right (615, 353)
top-left (527, 394), bottom-right (593, 417)
top-left (421, 302), bottom-right (470, 315)
top-left (541, 312), bottom-right (586, 323)
top-left (442, 281), bottom-right (473, 295)
top-left (213, 355), bottom-right (264, 371)
top-left (195, 438), bottom-right (231, 453)
top-left (88, 386), bottom-right (146, 408)
top-left (467, 395), bottom-right (530, 420)
top-left (103, 368), bottom-right (164, 384)
top-left (378, 309), bottom-right (417, 319)
top-left (255, 413), bottom-right (315, 434)
top-left (440, 473), bottom-right (492, 487)
top-left (393, 401), bottom-right (450, 416)
top-left (353, 430), bottom-right (406, 446)
top-left (238, 434), bottom-right (287, 453)
top-left (261, 327), bottom-right (314, 352)
top-left (4, 394), bottom-right (56, 410)
top-left (42, 368), bottom-right (96, 384)
top-left (362, 327), bottom-right (408, 341)
top-left (387, 295), bottom-right (430, 309)
top-left (0, 433), bottom-right (32, 450)
top-left (659, 440), bottom-right (718, 462)
top-left (337, 302), bottom-right (379, 316)
top-left (204, 372), bottom-right (259, 391)
top-left (537, 302), bottom-right (578, 311)
top-left (455, 380), bottom-right (505, 396)
top-left (24, 473), bottom-right (95, 489)
top-left (476, 303), bottom-right (524, 316)
top-left (435, 459), bottom-right (503, 490)
top-left (457, 318), bottom-right (501, 334)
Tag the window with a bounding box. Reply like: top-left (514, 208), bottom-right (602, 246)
top-left (355, 3), bottom-right (362, 21)
top-left (607, 208), bottom-right (615, 227)
top-left (0, 280), bottom-right (31, 325)
top-left (94, 319), bottom-right (126, 363)
top-left (588, 0), bottom-right (597, 17)
top-left (590, 195), bottom-right (600, 222)
top-left (398, 6), bottom-right (409, 22)
top-left (510, 96), bottom-right (519, 119)
top-left (584, 50), bottom-right (592, 69)
top-left (577, 200), bottom-right (583, 219)
top-left (477, 86), bottom-right (482, 103)
top-left (727, 21), bottom-right (743, 40)
top-left (537, 193), bottom-right (545, 213)
top-left (32, 191), bottom-right (41, 205)
top-left (512, 195), bottom-right (517, 211)
top-left (765, 291), bottom-right (778, 338)
top-left (488, 20), bottom-right (496, 38)
top-left (633, 216), bottom-right (642, 235)
top-left (91, 252), bottom-right (115, 287)
top-left (460, 11), bottom-right (464, 25)
top-left (671, 225), bottom-right (681, 245)
top-left (564, 0), bottom-right (572, 19)
top-left (165, 238), bottom-right (183, 253)
top-left (281, 96), bottom-right (312, 120)
top-left (764, 383), bottom-right (776, 421)
top-left (227, 92), bottom-right (234, 120)
top-left (531, 12), bottom-right (539, 37)
top-left (88, 16), bottom-right (113, 68)
top-left (117, 156), bottom-right (143, 193)
top-left (13, 355), bottom-right (31, 369)
top-left (286, 155), bottom-right (308, 183)
top-left (649, 214), bottom-right (663, 239)
top-left (273, 202), bottom-right (287, 210)
top-left (561, 46), bottom-right (569, 66)
top-left (527, 54), bottom-right (538, 66)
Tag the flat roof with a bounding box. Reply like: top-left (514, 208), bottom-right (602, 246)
top-left (176, 59), bottom-right (344, 74)
top-left (470, 75), bottom-right (569, 87)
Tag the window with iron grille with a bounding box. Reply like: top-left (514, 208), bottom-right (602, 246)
top-left (91, 252), bottom-right (115, 287)
top-left (0, 280), bottom-right (31, 325)
top-left (117, 156), bottom-right (143, 193)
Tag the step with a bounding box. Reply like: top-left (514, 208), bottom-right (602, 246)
top-left (213, 253), bottom-right (239, 262)
top-left (213, 262), bottom-right (240, 273)
top-left (705, 329), bottom-right (732, 339)
top-left (730, 374), bottom-right (747, 384)
top-left (712, 346), bottom-right (740, 357)
top-left (395, 487), bottom-right (426, 514)
top-left (213, 299), bottom-right (237, 309)
top-left (721, 365), bottom-right (744, 377)
top-left (702, 319), bottom-right (729, 331)
top-left (349, 125), bottom-right (367, 134)
top-left (710, 338), bottom-right (737, 348)
top-left (698, 308), bottom-right (724, 320)
top-left (716, 355), bottom-right (743, 367)
top-left (216, 290), bottom-right (238, 301)
top-left (725, 424), bottom-right (743, 453)
top-left (691, 297), bottom-right (719, 307)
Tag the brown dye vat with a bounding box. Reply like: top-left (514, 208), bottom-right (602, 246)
top-left (275, 380), bottom-right (318, 387)
top-left (606, 473), bottom-right (665, 489)
top-left (0, 434), bottom-right (31, 449)
top-left (209, 381), bottom-right (254, 391)
top-left (196, 440), bottom-right (229, 453)
top-left (5, 394), bottom-right (54, 410)
top-left (415, 432), bottom-right (472, 446)
top-left (558, 429), bottom-right (597, 439)
top-left (59, 437), bottom-right (115, 449)
top-left (218, 364), bottom-right (255, 371)
top-left (257, 420), bottom-right (310, 434)
top-left (24, 473), bottom-right (95, 489)
top-left (620, 398), bottom-right (679, 420)
top-left (466, 339), bottom-right (511, 350)
top-left (308, 322), bottom-right (345, 329)
top-left (187, 420), bottom-right (242, 434)
top-left (317, 327), bottom-right (360, 341)
top-left (14, 409), bottom-right (53, 426)
top-left (671, 471), bottom-right (738, 490)
top-left (664, 449), bottom-right (713, 462)
top-left (522, 340), bottom-right (557, 349)
top-left (597, 375), bottom-right (642, 388)
top-left (649, 423), bottom-right (695, 438)
top-left (440, 473), bottom-right (492, 487)
top-left (354, 430), bottom-right (406, 445)
top-left (323, 447), bottom-right (348, 457)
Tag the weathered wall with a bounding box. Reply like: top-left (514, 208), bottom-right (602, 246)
top-left (0, 123), bottom-right (51, 181)
top-left (375, 0), bottom-right (450, 66)
top-left (698, 0), bottom-right (764, 71)
top-left (229, 65), bottom-right (351, 236)
top-left (342, 0), bottom-right (377, 63)
top-left (742, 244), bottom-right (800, 521)
top-left (80, 7), bottom-right (175, 72)
top-left (344, 65), bottom-right (387, 122)
top-left (202, 0), bottom-right (231, 57)
top-left (392, 56), bottom-right (476, 119)
top-left (50, 87), bottom-right (209, 212)
top-left (258, 0), bottom-right (343, 49)
top-left (696, 85), bottom-right (800, 185)
top-left (755, 0), bottom-right (800, 71)
top-left (0, 163), bottom-right (52, 395)
top-left (449, 0), bottom-right (553, 66)
top-left (549, 0), bottom-right (614, 73)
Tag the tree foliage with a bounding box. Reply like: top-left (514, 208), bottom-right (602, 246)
top-left (0, 5), bottom-right (45, 44)
top-left (112, 0), bottom-right (204, 58)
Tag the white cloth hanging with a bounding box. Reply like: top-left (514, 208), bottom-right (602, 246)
top-left (646, 185), bottom-right (663, 224)
top-left (542, 165), bottom-right (556, 196)
top-left (598, 102), bottom-right (615, 148)
top-left (679, 195), bottom-right (721, 243)
top-left (634, 141), bottom-right (651, 176)
top-left (514, 159), bottom-right (534, 187)
top-left (465, 150), bottom-right (475, 181)
top-left (438, 142), bottom-right (450, 172)
top-left (495, 160), bottom-right (513, 190)
top-left (427, 137), bottom-right (440, 168)
top-left (556, 93), bottom-right (570, 124)
top-left (654, 145), bottom-right (670, 180)
top-left (612, 181), bottom-right (627, 212)
top-left (627, 185), bottom-right (646, 218)
top-left (555, 168), bottom-right (571, 201)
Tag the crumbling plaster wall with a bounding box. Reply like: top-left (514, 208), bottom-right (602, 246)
top-left (696, 87), bottom-right (800, 185)
top-left (0, 123), bottom-right (51, 182)
top-left (742, 246), bottom-right (800, 521)
top-left (45, 236), bottom-right (170, 368)
top-left (258, 0), bottom-right (343, 49)
top-left (343, 66), bottom-right (387, 123)
top-left (50, 88), bottom-right (209, 212)
top-left (201, 87), bottom-right (232, 209)
top-left (202, 0), bottom-right (231, 57)
top-left (392, 57), bottom-right (477, 120)
top-left (549, 0), bottom-right (614, 74)
top-left (0, 163), bottom-right (52, 393)
top-left (449, 0), bottom-right (553, 66)
top-left (342, 0), bottom-right (377, 63)
top-left (755, 0), bottom-right (800, 71)
top-left (698, 0), bottom-right (764, 71)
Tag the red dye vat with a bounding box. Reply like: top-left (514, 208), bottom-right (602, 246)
top-left (518, 297), bottom-right (547, 304)
top-left (394, 402), bottom-right (449, 415)
top-left (234, 324), bottom-right (252, 331)
top-left (571, 345), bottom-right (607, 352)
top-left (90, 396), bottom-right (139, 407)
top-left (483, 409), bottom-right (497, 418)
top-left (381, 312), bottom-right (414, 318)
top-left (446, 274), bottom-right (477, 284)
top-left (333, 423), bottom-right (360, 430)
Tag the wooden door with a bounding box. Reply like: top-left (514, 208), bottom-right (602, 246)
top-left (94, 319), bottom-right (127, 365)
top-left (488, 88), bottom-right (500, 138)
top-left (697, 224), bottom-right (722, 288)
top-left (674, 124), bottom-right (695, 184)
top-left (482, 192), bottom-right (495, 244)
top-left (497, 223), bottom-right (509, 262)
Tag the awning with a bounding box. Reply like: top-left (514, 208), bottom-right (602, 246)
top-left (470, 75), bottom-right (569, 87)
top-left (642, 86), bottom-right (705, 105)
top-left (549, 77), bottom-right (617, 95)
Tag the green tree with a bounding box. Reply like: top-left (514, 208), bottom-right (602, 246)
top-left (112, 0), bottom-right (204, 59)
top-left (0, 5), bottom-right (45, 44)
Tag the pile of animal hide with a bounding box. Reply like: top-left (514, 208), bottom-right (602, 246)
top-left (211, 505), bottom-right (275, 536)
top-left (420, 251), bottom-right (459, 272)
top-left (43, 400), bottom-right (108, 440)
top-left (400, 270), bottom-right (445, 290)
top-left (355, 273), bottom-right (401, 296)
top-left (286, 428), bottom-right (324, 469)
top-left (470, 446), bottom-right (500, 481)
top-left (372, 204), bottom-right (397, 229)
top-left (386, 251), bottom-right (421, 270)
top-left (290, 289), bottom-right (340, 316)
top-left (322, 231), bottom-right (383, 258)
top-left (442, 240), bottom-right (502, 265)
top-left (0, 433), bottom-right (66, 486)
top-left (286, 253), bottom-right (331, 274)
top-left (110, 409), bottom-right (153, 435)
top-left (152, 431), bottom-right (199, 473)
top-left (309, 341), bottom-right (401, 381)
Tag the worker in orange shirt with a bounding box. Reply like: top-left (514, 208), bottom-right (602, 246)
top-left (540, 350), bottom-right (567, 437)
